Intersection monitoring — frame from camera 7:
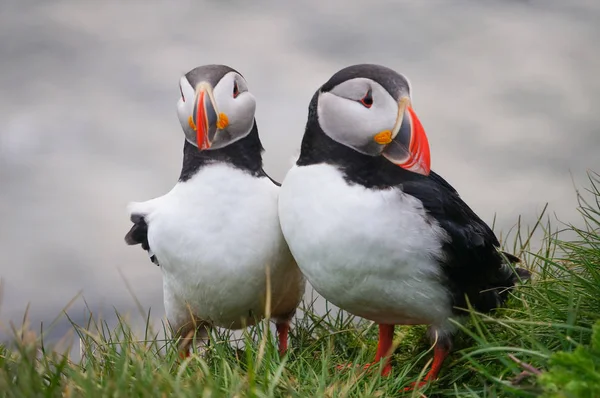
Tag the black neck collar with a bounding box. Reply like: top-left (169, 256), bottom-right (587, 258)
top-left (179, 120), bottom-right (264, 182)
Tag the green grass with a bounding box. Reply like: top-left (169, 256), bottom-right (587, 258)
top-left (1, 172), bottom-right (600, 397)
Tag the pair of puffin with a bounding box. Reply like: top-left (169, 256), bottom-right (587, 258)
top-left (125, 64), bottom-right (528, 388)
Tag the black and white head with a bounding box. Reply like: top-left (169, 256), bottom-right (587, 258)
top-left (314, 64), bottom-right (431, 176)
top-left (177, 65), bottom-right (256, 150)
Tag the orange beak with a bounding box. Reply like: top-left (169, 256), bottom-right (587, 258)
top-left (193, 83), bottom-right (218, 150)
top-left (381, 97), bottom-right (431, 176)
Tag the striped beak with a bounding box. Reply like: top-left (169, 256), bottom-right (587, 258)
top-left (381, 97), bottom-right (431, 176)
top-left (193, 82), bottom-right (219, 150)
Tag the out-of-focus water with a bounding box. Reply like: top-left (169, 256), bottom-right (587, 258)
top-left (1, 0), bottom-right (599, 341)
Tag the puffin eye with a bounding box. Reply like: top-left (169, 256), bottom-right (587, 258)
top-left (359, 89), bottom-right (373, 108)
top-left (233, 81), bottom-right (240, 98)
top-left (180, 85), bottom-right (185, 102)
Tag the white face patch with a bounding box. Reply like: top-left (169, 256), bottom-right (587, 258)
top-left (317, 78), bottom-right (400, 155)
top-left (211, 72), bottom-right (256, 146)
top-left (176, 71), bottom-right (256, 148)
top-left (177, 76), bottom-right (196, 141)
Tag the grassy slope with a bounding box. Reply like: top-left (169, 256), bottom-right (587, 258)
top-left (1, 173), bottom-right (599, 398)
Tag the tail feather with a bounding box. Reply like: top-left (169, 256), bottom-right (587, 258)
top-left (493, 261), bottom-right (530, 308)
top-left (501, 251), bottom-right (521, 264)
top-left (499, 250), bottom-right (530, 284)
top-left (125, 214), bottom-right (149, 247)
top-left (472, 251), bottom-right (530, 313)
top-left (125, 200), bottom-right (161, 266)
top-left (512, 266), bottom-right (531, 282)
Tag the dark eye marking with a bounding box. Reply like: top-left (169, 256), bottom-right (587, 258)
top-left (180, 85), bottom-right (185, 102)
top-left (359, 89), bottom-right (373, 108)
top-left (233, 81), bottom-right (240, 98)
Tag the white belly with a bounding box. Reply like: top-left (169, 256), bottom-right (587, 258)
top-left (145, 164), bottom-right (303, 329)
top-left (279, 164), bottom-right (452, 325)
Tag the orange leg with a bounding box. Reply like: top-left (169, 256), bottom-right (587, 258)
top-left (373, 324), bottom-right (395, 375)
top-left (276, 322), bottom-right (290, 356)
top-left (178, 348), bottom-right (191, 360)
top-left (403, 344), bottom-right (450, 391)
top-left (337, 324), bottom-right (395, 375)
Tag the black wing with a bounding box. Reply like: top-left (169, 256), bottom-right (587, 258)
top-left (400, 170), bottom-right (526, 312)
top-left (124, 214), bottom-right (159, 266)
top-left (260, 168), bottom-right (281, 187)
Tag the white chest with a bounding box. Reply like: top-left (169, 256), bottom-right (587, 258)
top-left (279, 164), bottom-right (452, 325)
top-left (146, 164), bottom-right (292, 328)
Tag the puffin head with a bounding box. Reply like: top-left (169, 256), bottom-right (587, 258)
top-left (314, 64), bottom-right (431, 176)
top-left (177, 64), bottom-right (256, 150)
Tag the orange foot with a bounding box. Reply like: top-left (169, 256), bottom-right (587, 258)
top-left (178, 349), bottom-right (191, 361)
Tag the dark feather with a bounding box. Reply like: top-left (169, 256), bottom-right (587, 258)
top-left (179, 120), bottom-right (265, 182)
top-left (263, 171), bottom-right (281, 187)
top-left (398, 173), bottom-right (529, 313)
top-left (501, 251), bottom-right (522, 264)
top-left (124, 214), bottom-right (159, 266)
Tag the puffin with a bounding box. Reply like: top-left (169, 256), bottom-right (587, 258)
top-left (278, 64), bottom-right (529, 388)
top-left (125, 64), bottom-right (305, 357)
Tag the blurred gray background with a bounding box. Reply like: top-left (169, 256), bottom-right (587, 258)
top-left (1, 0), bottom-right (599, 343)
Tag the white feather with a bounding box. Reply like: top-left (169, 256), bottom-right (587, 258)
top-left (279, 163), bottom-right (452, 326)
top-left (130, 163), bottom-right (305, 331)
